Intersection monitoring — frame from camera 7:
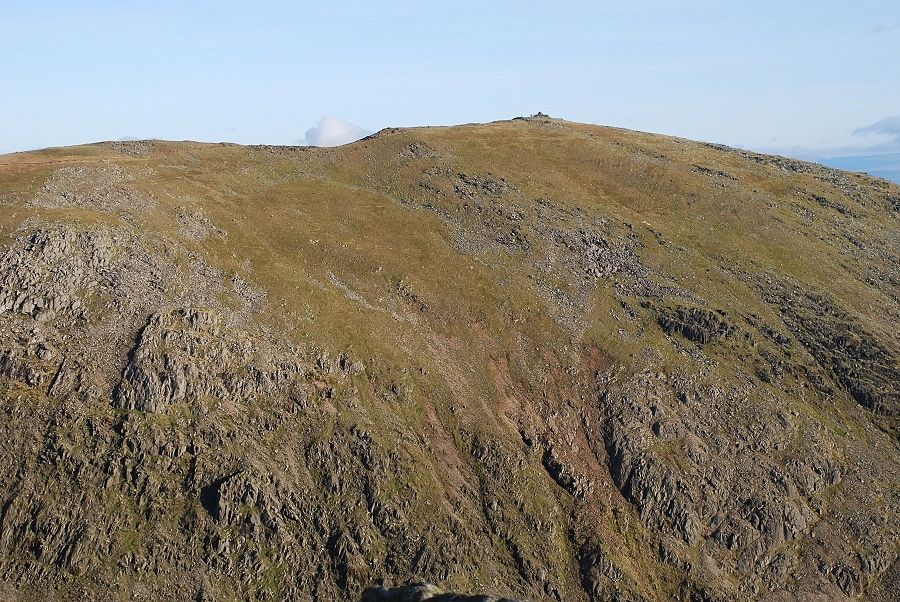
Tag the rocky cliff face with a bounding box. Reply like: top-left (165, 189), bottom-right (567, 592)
top-left (0, 117), bottom-right (897, 601)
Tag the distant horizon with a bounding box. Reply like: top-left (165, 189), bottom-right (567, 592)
top-left (797, 151), bottom-right (900, 184)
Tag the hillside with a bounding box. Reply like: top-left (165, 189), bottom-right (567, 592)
top-left (0, 116), bottom-right (898, 601)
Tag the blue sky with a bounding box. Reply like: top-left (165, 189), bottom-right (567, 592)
top-left (2, 1), bottom-right (899, 180)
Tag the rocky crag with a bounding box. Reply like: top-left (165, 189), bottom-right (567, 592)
top-left (0, 116), bottom-right (897, 601)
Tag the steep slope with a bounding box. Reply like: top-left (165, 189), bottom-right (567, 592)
top-left (0, 116), bottom-right (897, 601)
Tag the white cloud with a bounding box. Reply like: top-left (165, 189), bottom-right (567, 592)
top-left (853, 115), bottom-right (900, 143)
top-left (303, 116), bottom-right (370, 147)
top-left (869, 24), bottom-right (898, 34)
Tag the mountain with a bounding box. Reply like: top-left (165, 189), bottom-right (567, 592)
top-left (0, 116), bottom-right (897, 601)
top-left (818, 152), bottom-right (900, 186)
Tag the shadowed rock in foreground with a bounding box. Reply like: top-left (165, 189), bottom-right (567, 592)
top-left (362, 583), bottom-right (524, 602)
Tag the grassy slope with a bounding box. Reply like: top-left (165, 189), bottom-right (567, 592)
top-left (0, 117), bottom-right (897, 600)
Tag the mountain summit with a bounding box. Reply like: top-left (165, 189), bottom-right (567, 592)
top-left (0, 117), bottom-right (897, 601)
